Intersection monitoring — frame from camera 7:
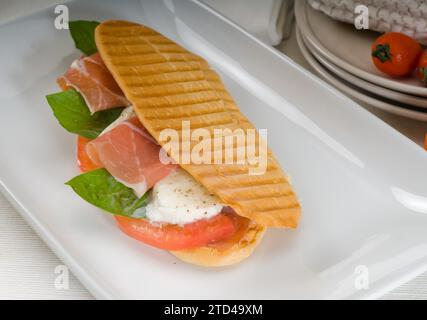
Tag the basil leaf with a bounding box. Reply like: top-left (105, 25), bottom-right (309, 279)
top-left (69, 20), bottom-right (100, 56)
top-left (66, 168), bottom-right (149, 218)
top-left (46, 90), bottom-right (123, 139)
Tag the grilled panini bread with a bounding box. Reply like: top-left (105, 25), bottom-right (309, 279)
top-left (95, 20), bottom-right (300, 266)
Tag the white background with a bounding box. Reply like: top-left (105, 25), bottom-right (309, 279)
top-left (0, 0), bottom-right (425, 299)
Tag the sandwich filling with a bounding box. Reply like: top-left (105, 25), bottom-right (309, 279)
top-left (93, 106), bottom-right (224, 225)
top-left (46, 20), bottom-right (252, 252)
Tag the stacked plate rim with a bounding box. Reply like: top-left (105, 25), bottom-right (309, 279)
top-left (294, 0), bottom-right (427, 121)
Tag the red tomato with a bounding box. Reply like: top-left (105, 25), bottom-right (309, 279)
top-left (417, 50), bottom-right (427, 86)
top-left (77, 136), bottom-right (102, 173)
top-left (371, 32), bottom-right (422, 77)
top-left (115, 211), bottom-right (243, 250)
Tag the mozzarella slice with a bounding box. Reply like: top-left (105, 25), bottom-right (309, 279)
top-left (145, 169), bottom-right (224, 225)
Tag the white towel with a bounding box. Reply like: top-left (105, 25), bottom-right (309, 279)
top-left (201, 0), bottom-right (294, 45)
top-left (309, 0), bottom-right (427, 44)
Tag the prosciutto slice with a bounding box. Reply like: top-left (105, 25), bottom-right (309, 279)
top-left (86, 116), bottom-right (177, 196)
top-left (57, 53), bottom-right (130, 113)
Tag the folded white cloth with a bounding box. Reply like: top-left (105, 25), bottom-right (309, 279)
top-left (309, 0), bottom-right (427, 44)
top-left (201, 0), bottom-right (294, 45)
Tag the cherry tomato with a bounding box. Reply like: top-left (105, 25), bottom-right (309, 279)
top-left (417, 50), bottom-right (427, 86)
top-left (77, 136), bottom-right (102, 173)
top-left (115, 211), bottom-right (244, 251)
top-left (371, 32), bottom-right (422, 77)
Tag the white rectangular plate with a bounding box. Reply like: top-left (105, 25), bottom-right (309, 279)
top-left (1, 0), bottom-right (427, 299)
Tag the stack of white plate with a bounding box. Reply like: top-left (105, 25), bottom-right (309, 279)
top-left (294, 0), bottom-right (427, 121)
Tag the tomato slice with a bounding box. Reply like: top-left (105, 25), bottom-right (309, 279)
top-left (115, 212), bottom-right (240, 250)
top-left (77, 136), bottom-right (102, 173)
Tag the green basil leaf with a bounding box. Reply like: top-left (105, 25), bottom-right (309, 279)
top-left (69, 20), bottom-right (100, 56)
top-left (66, 168), bottom-right (149, 218)
top-left (46, 89), bottom-right (123, 139)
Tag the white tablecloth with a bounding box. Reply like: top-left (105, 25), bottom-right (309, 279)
top-left (0, 0), bottom-right (426, 300)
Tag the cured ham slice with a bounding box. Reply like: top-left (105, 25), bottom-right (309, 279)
top-left (86, 116), bottom-right (177, 196)
top-left (57, 53), bottom-right (130, 113)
